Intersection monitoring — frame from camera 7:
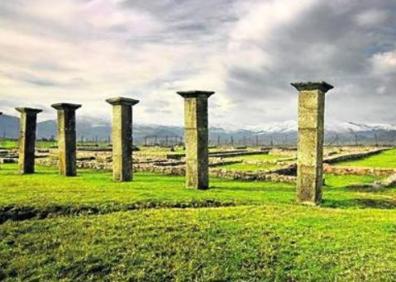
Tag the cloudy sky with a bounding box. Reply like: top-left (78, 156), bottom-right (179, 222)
top-left (0, 0), bottom-right (395, 128)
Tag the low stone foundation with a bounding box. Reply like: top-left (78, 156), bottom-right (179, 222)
top-left (167, 149), bottom-right (270, 160)
top-left (324, 164), bottom-right (396, 177)
top-left (323, 148), bottom-right (388, 164)
top-left (209, 169), bottom-right (296, 183)
top-left (35, 157), bottom-right (295, 183)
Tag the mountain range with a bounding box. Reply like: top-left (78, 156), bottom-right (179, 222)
top-left (1, 114), bottom-right (396, 146)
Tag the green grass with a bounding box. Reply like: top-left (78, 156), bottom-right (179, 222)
top-left (0, 163), bottom-right (395, 280)
top-left (233, 154), bottom-right (293, 162)
top-left (219, 162), bottom-right (281, 171)
top-left (1, 207), bottom-right (396, 281)
top-left (137, 146), bottom-right (184, 157)
top-left (0, 140), bottom-right (17, 149)
top-left (219, 154), bottom-right (294, 171)
top-left (0, 164), bottom-right (294, 210)
top-left (0, 164), bottom-right (389, 213)
top-left (337, 148), bottom-right (396, 168)
top-left (0, 139), bottom-right (57, 149)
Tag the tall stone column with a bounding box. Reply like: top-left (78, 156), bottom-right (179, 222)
top-left (15, 107), bottom-right (42, 174)
top-left (51, 103), bottom-right (81, 176)
top-left (0, 112), bottom-right (2, 170)
top-left (177, 90), bottom-right (215, 189)
top-left (291, 81), bottom-right (334, 205)
top-left (106, 97), bottom-right (139, 182)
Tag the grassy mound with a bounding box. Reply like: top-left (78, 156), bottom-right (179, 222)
top-left (0, 163), bottom-right (395, 280)
top-left (1, 206), bottom-right (396, 281)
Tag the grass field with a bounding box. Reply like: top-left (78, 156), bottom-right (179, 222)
top-left (337, 148), bottom-right (396, 168)
top-left (1, 163), bottom-right (395, 280)
top-left (0, 139), bottom-right (119, 150)
top-left (219, 154), bottom-right (293, 171)
top-left (219, 162), bottom-right (281, 171)
top-left (0, 139), bottom-right (57, 149)
top-left (230, 154), bottom-right (294, 162)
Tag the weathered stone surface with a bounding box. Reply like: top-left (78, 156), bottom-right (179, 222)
top-left (292, 81), bottom-right (333, 205)
top-left (106, 97), bottom-right (139, 182)
top-left (15, 107), bottom-right (42, 174)
top-left (167, 150), bottom-right (270, 160)
top-left (291, 81), bottom-right (334, 92)
top-left (52, 103), bottom-right (81, 176)
top-left (0, 112), bottom-right (2, 169)
top-left (36, 156), bottom-right (296, 184)
top-left (324, 164), bottom-right (396, 177)
top-left (323, 148), bottom-right (387, 164)
top-left (210, 169), bottom-right (296, 183)
top-left (381, 173), bottom-right (396, 187)
top-left (178, 90), bottom-right (214, 189)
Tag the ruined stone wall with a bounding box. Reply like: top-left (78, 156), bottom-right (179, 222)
top-left (324, 164), bottom-right (396, 177)
top-left (209, 169), bottom-right (296, 183)
top-left (323, 148), bottom-right (388, 164)
top-left (35, 157), bottom-right (295, 183)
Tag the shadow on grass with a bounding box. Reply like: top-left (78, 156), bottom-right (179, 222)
top-left (0, 199), bottom-right (237, 224)
top-left (322, 198), bottom-right (396, 209)
top-left (344, 185), bottom-right (388, 193)
top-left (325, 184), bottom-right (387, 193)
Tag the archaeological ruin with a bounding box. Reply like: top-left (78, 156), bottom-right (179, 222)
top-left (52, 103), bottom-right (82, 177)
top-left (8, 82), bottom-right (391, 206)
top-left (106, 97), bottom-right (139, 182)
top-left (292, 81), bottom-right (334, 205)
top-left (15, 107), bottom-right (42, 174)
top-left (177, 90), bottom-right (215, 190)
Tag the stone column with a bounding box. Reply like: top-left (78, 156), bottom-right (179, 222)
top-left (15, 107), bottom-right (42, 174)
top-left (177, 90), bottom-right (215, 189)
top-left (291, 81), bottom-right (334, 205)
top-left (0, 112), bottom-right (2, 170)
top-left (106, 97), bottom-right (139, 182)
top-left (51, 103), bottom-right (81, 176)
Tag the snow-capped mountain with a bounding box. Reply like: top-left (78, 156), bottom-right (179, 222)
top-left (326, 121), bottom-right (396, 133)
top-left (247, 120), bottom-right (297, 134)
top-left (0, 114), bottom-right (395, 145)
top-left (247, 120), bottom-right (396, 134)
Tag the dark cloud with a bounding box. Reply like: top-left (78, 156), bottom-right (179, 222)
top-left (0, 0), bottom-right (396, 126)
top-left (222, 0), bottom-right (396, 125)
top-left (120, 0), bottom-right (238, 41)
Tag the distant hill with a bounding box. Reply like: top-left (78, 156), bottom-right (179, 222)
top-left (0, 115), bottom-right (185, 144)
top-left (0, 114), bottom-right (395, 146)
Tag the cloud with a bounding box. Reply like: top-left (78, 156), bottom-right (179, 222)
top-left (371, 50), bottom-right (396, 75)
top-left (0, 0), bottom-right (396, 127)
top-left (355, 9), bottom-right (390, 27)
top-left (221, 0), bottom-right (396, 125)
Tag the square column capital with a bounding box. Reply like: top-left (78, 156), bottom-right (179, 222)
top-left (177, 90), bottom-right (215, 99)
top-left (291, 81), bottom-right (334, 93)
top-left (106, 97), bottom-right (139, 106)
top-left (52, 103), bottom-right (82, 111)
top-left (15, 107), bottom-right (42, 114)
